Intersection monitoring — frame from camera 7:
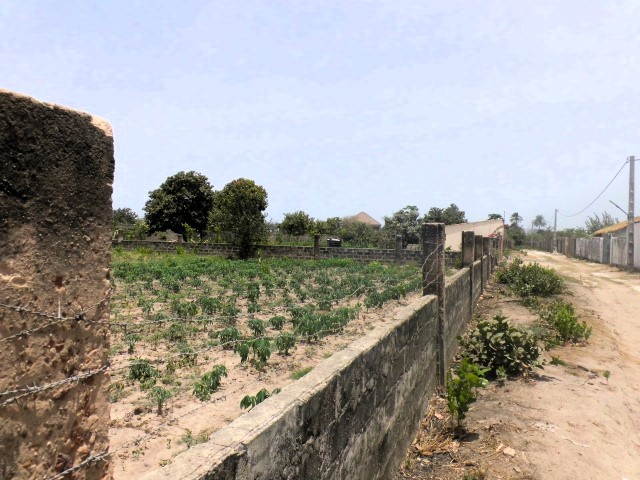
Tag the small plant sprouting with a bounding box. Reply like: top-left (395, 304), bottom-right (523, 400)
top-left (291, 366), bottom-right (312, 380)
top-left (239, 387), bottom-right (282, 410)
top-left (179, 429), bottom-right (209, 449)
top-left (550, 356), bottom-right (566, 366)
top-left (193, 365), bottom-right (228, 401)
top-left (147, 386), bottom-right (172, 415)
top-left (446, 359), bottom-right (489, 428)
top-left (603, 370), bottom-right (611, 382)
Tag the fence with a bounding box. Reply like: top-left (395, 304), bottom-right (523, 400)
top-left (531, 223), bottom-right (640, 269)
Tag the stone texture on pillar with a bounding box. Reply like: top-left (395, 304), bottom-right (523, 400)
top-left (474, 235), bottom-right (483, 261)
top-left (0, 90), bottom-right (114, 480)
top-left (313, 234), bottom-right (320, 260)
top-left (461, 231), bottom-right (475, 267)
top-left (395, 234), bottom-right (403, 265)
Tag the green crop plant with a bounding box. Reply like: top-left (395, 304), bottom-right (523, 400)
top-left (446, 359), bottom-right (489, 427)
top-left (239, 387), bottom-right (282, 410)
top-left (251, 338), bottom-right (271, 365)
top-left (177, 342), bottom-right (198, 367)
top-left (197, 295), bottom-right (221, 315)
top-left (179, 429), bottom-right (209, 449)
top-left (248, 318), bottom-right (266, 337)
top-left (193, 365), bottom-right (228, 401)
top-left (275, 332), bottom-right (296, 355)
top-left (129, 358), bottom-right (159, 383)
top-left (268, 316), bottom-right (286, 330)
top-left (170, 299), bottom-right (198, 318)
top-left (459, 314), bottom-right (542, 377)
top-left (165, 323), bottom-right (188, 342)
top-left (216, 327), bottom-right (240, 349)
top-left (234, 341), bottom-right (251, 363)
top-left (147, 386), bottom-right (172, 415)
top-left (291, 366), bottom-right (312, 379)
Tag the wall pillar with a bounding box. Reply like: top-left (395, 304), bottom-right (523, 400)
top-left (0, 90), bottom-right (114, 479)
top-left (421, 223), bottom-right (446, 386)
top-left (313, 234), bottom-right (320, 260)
top-left (395, 234), bottom-right (403, 265)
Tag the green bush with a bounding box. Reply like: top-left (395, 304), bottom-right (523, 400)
top-left (248, 318), bottom-right (266, 337)
top-left (459, 314), bottom-right (542, 376)
top-left (129, 358), bottom-right (159, 383)
top-left (446, 359), bottom-right (488, 427)
top-left (240, 387), bottom-right (282, 410)
top-left (495, 258), bottom-right (563, 297)
top-left (275, 332), bottom-right (296, 355)
top-left (215, 327), bottom-right (240, 349)
top-left (539, 301), bottom-right (591, 344)
top-left (268, 316), bottom-right (286, 330)
top-left (193, 365), bottom-right (227, 401)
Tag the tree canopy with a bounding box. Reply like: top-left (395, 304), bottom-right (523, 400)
top-left (144, 171), bottom-right (215, 239)
top-left (280, 211), bottom-right (314, 236)
top-left (533, 215), bottom-right (547, 232)
top-left (585, 211), bottom-right (618, 234)
top-left (113, 207), bottom-right (139, 227)
top-left (424, 203), bottom-right (467, 225)
top-left (212, 178), bottom-right (268, 258)
top-left (487, 213), bottom-right (503, 221)
top-left (383, 205), bottom-right (421, 246)
top-left (510, 212), bottom-right (523, 227)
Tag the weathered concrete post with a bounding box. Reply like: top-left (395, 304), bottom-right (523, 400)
top-left (483, 237), bottom-right (492, 277)
top-left (461, 231), bottom-right (475, 320)
top-left (0, 90), bottom-right (113, 479)
top-left (474, 235), bottom-right (483, 295)
top-left (313, 234), bottom-right (320, 260)
top-left (422, 223), bottom-right (446, 386)
top-left (395, 234), bottom-right (403, 265)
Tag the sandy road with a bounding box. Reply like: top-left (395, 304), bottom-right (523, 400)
top-left (483, 250), bottom-right (640, 479)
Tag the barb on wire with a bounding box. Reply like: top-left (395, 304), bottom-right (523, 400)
top-left (0, 363), bottom-right (109, 408)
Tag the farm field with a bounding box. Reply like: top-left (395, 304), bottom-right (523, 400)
top-left (107, 249), bottom-right (425, 478)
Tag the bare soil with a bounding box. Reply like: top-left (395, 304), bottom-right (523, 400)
top-left (109, 290), bottom-right (423, 478)
top-left (397, 250), bottom-right (640, 480)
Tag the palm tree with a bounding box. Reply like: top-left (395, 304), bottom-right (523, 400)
top-left (533, 215), bottom-right (547, 232)
top-left (510, 212), bottom-right (523, 227)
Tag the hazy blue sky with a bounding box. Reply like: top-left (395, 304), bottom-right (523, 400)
top-left (2, 1), bottom-right (638, 229)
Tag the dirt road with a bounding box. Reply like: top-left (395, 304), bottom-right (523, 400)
top-left (398, 250), bottom-right (640, 480)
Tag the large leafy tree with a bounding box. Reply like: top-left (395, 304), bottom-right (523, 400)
top-left (212, 178), bottom-right (268, 258)
top-left (424, 203), bottom-right (467, 225)
top-left (487, 213), bottom-right (503, 221)
top-left (280, 211), bottom-right (314, 236)
top-left (383, 205), bottom-right (421, 246)
top-left (144, 171), bottom-right (215, 238)
top-left (113, 207), bottom-right (139, 227)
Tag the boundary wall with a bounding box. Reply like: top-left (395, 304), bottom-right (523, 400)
top-left (533, 224), bottom-right (640, 269)
top-left (141, 232), bottom-right (496, 480)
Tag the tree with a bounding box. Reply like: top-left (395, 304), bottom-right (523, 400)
top-left (424, 203), bottom-right (467, 225)
top-left (144, 171), bottom-right (215, 239)
top-left (280, 211), bottom-right (314, 236)
top-left (585, 211), bottom-right (618, 234)
top-left (383, 205), bottom-right (421, 247)
top-left (487, 213), bottom-right (503, 221)
top-left (507, 225), bottom-right (525, 246)
top-left (339, 221), bottom-right (378, 247)
top-left (510, 212), bottom-right (523, 227)
top-left (113, 207), bottom-right (139, 227)
top-left (212, 178), bottom-right (268, 258)
top-left (533, 215), bottom-right (547, 232)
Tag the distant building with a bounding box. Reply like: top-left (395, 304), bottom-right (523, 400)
top-left (444, 219), bottom-right (505, 250)
top-left (593, 217), bottom-right (640, 237)
top-left (342, 211), bottom-right (382, 230)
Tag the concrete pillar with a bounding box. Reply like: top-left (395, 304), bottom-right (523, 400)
top-left (483, 237), bottom-right (492, 275)
top-left (394, 234), bottom-right (403, 265)
top-left (461, 231), bottom-right (475, 268)
top-left (313, 234), bottom-right (320, 260)
top-left (0, 90), bottom-right (114, 479)
top-left (474, 235), bottom-right (483, 261)
top-left (421, 223), bottom-right (446, 386)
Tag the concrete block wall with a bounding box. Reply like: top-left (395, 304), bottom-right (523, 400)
top-left (444, 269), bottom-right (472, 373)
top-left (0, 90), bottom-right (113, 479)
top-left (472, 259), bottom-right (483, 304)
top-left (141, 297), bottom-right (440, 480)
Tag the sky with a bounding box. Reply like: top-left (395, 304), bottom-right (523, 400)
top-left (2, 1), bottom-right (638, 230)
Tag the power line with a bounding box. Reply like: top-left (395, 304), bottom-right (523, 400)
top-left (558, 160), bottom-right (628, 217)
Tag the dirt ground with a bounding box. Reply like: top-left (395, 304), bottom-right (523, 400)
top-left (109, 290), bottom-right (423, 478)
top-left (397, 250), bottom-right (640, 480)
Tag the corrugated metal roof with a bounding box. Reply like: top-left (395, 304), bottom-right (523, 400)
top-left (593, 216), bottom-right (640, 235)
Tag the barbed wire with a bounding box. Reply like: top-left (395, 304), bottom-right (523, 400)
top-left (0, 363), bottom-right (109, 407)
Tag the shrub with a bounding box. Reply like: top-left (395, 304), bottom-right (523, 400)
top-left (147, 386), bottom-right (172, 415)
top-left (268, 315), bottom-right (286, 330)
top-left (248, 318), bottom-right (266, 337)
top-left (193, 365), bottom-right (227, 401)
top-left (275, 332), bottom-right (296, 355)
top-left (251, 338), bottom-right (271, 365)
top-left (447, 359), bottom-right (488, 427)
top-left (539, 301), bottom-right (591, 344)
top-left (216, 327), bottom-right (240, 349)
top-left (459, 314), bottom-right (542, 376)
top-left (234, 341), bottom-right (251, 363)
top-left (495, 258), bottom-right (564, 297)
top-left (129, 358), bottom-right (159, 383)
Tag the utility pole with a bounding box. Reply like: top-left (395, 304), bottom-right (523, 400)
top-left (553, 208), bottom-right (558, 253)
top-left (628, 156), bottom-right (635, 270)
